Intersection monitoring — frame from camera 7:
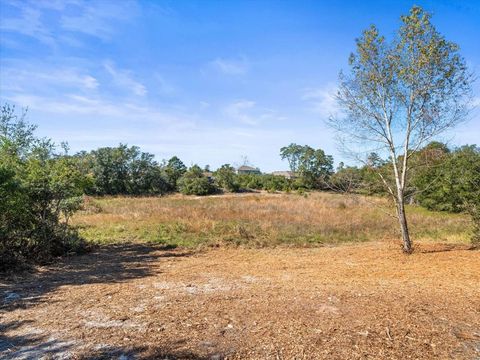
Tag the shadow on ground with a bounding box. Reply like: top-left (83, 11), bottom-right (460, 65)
top-left (0, 319), bottom-right (218, 359)
top-left (0, 243), bottom-right (193, 311)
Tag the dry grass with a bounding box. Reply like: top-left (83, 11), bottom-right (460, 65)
top-left (2, 193), bottom-right (478, 359)
top-left (73, 192), bottom-right (472, 248)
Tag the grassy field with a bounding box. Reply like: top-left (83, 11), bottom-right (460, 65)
top-left (4, 192), bottom-right (479, 359)
top-left (73, 192), bottom-right (472, 248)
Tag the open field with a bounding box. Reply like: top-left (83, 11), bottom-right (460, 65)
top-left (73, 192), bottom-right (472, 248)
top-left (2, 193), bottom-right (478, 359)
top-left (1, 242), bottom-right (479, 359)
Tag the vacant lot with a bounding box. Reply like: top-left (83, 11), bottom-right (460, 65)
top-left (1, 242), bottom-right (479, 359)
top-left (74, 192), bottom-right (471, 247)
top-left (1, 193), bottom-right (478, 359)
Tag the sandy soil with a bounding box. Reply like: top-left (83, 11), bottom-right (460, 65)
top-left (1, 242), bottom-right (479, 359)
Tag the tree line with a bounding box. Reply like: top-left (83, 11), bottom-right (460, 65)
top-left (1, 103), bottom-right (478, 269)
top-left (1, 5), bottom-right (478, 267)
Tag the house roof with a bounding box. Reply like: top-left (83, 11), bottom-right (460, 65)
top-left (237, 165), bottom-right (258, 171)
top-left (271, 171), bottom-right (293, 175)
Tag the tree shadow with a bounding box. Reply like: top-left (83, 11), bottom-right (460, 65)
top-left (0, 320), bottom-right (77, 359)
top-left (76, 345), bottom-right (218, 359)
top-left (0, 320), bottom-right (222, 359)
top-left (0, 243), bottom-right (194, 311)
top-left (416, 243), bottom-right (474, 254)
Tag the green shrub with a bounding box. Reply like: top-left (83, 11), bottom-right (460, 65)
top-left (214, 164), bottom-right (240, 192)
top-left (0, 104), bottom-right (88, 269)
top-left (178, 165), bottom-right (217, 195)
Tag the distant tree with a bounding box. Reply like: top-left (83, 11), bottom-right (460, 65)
top-left (330, 6), bottom-right (473, 253)
top-left (297, 146), bottom-right (334, 189)
top-left (163, 156), bottom-right (187, 191)
top-left (280, 144), bottom-right (334, 189)
top-left (280, 143), bottom-right (304, 174)
top-left (178, 165), bottom-right (217, 196)
top-left (84, 145), bottom-right (168, 195)
top-left (214, 164), bottom-right (240, 192)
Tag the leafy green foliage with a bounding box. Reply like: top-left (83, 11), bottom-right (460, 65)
top-left (0, 104), bottom-right (87, 269)
top-left (412, 145), bottom-right (480, 244)
top-left (178, 165), bottom-right (217, 196)
top-left (163, 156), bottom-right (187, 191)
top-left (280, 144), bottom-right (333, 189)
top-left (236, 173), bottom-right (293, 192)
top-left (76, 144), bottom-right (169, 196)
top-left (214, 164), bottom-right (240, 192)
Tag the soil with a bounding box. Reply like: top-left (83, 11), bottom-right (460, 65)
top-left (1, 241), bottom-right (479, 359)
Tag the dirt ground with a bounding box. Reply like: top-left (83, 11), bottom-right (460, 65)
top-left (1, 241), bottom-right (479, 359)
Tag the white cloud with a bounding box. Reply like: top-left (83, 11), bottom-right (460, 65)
top-left (6, 93), bottom-right (194, 129)
top-left (60, 1), bottom-right (139, 40)
top-left (104, 61), bottom-right (147, 96)
top-left (210, 57), bottom-right (249, 75)
top-left (224, 100), bottom-right (287, 125)
top-left (302, 84), bottom-right (341, 118)
top-left (0, 3), bottom-right (55, 45)
top-left (0, 0), bottom-right (138, 47)
top-left (0, 64), bottom-right (99, 93)
top-left (224, 100), bottom-right (257, 125)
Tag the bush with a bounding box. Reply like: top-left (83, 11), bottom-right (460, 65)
top-left (0, 104), bottom-right (88, 269)
top-left (178, 165), bottom-right (217, 195)
top-left (214, 164), bottom-right (240, 192)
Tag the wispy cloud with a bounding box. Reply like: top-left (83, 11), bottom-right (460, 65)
top-left (104, 61), bottom-right (147, 97)
top-left (0, 2), bottom-right (55, 45)
top-left (302, 84), bottom-right (341, 118)
top-left (224, 100), bottom-right (287, 125)
top-left (0, 0), bottom-right (138, 47)
top-left (210, 57), bottom-right (249, 75)
top-left (60, 1), bottom-right (139, 40)
top-left (224, 100), bottom-right (257, 124)
top-left (0, 63), bottom-right (99, 94)
top-left (6, 92), bottom-right (193, 129)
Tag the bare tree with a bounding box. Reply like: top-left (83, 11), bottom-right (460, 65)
top-left (329, 6), bottom-right (473, 253)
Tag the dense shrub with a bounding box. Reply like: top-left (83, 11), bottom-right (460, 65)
top-left (178, 165), bottom-right (217, 195)
top-left (214, 164), bottom-right (240, 192)
top-left (236, 173), bottom-right (294, 192)
top-left (0, 105), bottom-right (87, 269)
top-left (75, 145), bottom-right (170, 196)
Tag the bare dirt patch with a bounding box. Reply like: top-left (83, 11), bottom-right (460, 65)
top-left (1, 242), bottom-right (479, 359)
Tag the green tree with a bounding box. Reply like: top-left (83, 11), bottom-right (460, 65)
top-left (280, 144), bottom-right (334, 189)
top-left (1, 104), bottom-right (87, 268)
top-left (331, 6), bottom-right (472, 253)
top-left (178, 165), bottom-right (217, 196)
top-left (214, 164), bottom-right (240, 192)
top-left (82, 144), bottom-right (168, 195)
top-left (297, 146), bottom-right (334, 189)
top-left (163, 156), bottom-right (187, 191)
top-left (280, 143), bottom-right (304, 174)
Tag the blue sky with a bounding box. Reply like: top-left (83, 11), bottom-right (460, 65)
top-left (1, 0), bottom-right (479, 171)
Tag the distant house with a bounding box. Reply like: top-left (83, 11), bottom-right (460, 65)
top-left (271, 171), bottom-right (296, 179)
top-left (237, 165), bottom-right (261, 175)
top-left (203, 171), bottom-right (214, 180)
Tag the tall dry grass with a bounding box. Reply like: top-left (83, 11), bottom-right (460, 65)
top-left (73, 192), bottom-right (471, 248)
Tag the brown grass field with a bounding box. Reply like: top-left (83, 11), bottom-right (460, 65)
top-left (74, 192), bottom-right (471, 247)
top-left (1, 192), bottom-right (479, 359)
